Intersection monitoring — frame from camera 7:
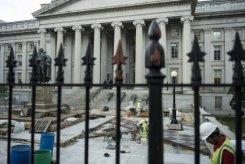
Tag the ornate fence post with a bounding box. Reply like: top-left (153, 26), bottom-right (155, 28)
top-left (112, 40), bottom-right (127, 164)
top-left (6, 47), bottom-right (16, 164)
top-left (187, 36), bottom-right (205, 164)
top-left (145, 21), bottom-right (165, 164)
top-left (82, 42), bottom-right (95, 164)
top-left (228, 33), bottom-right (245, 164)
top-left (29, 46), bottom-right (40, 164)
top-left (54, 44), bottom-right (67, 164)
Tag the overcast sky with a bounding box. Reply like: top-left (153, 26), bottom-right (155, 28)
top-left (0, 0), bottom-right (207, 22)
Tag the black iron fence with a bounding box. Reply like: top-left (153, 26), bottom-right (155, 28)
top-left (1, 20), bottom-right (244, 164)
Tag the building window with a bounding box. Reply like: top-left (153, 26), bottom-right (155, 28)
top-left (28, 42), bottom-right (34, 51)
top-left (213, 30), bottom-right (221, 40)
top-left (215, 96), bottom-right (222, 110)
top-left (194, 31), bottom-right (201, 40)
top-left (214, 69), bottom-right (222, 84)
top-left (5, 44), bottom-right (11, 52)
top-left (214, 45), bottom-right (221, 60)
top-left (171, 43), bottom-right (178, 58)
top-left (17, 54), bottom-right (22, 67)
top-left (171, 27), bottom-right (179, 37)
top-left (17, 43), bottom-right (22, 51)
top-left (16, 72), bottom-right (22, 83)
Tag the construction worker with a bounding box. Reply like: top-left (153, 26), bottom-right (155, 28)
top-left (200, 122), bottom-right (235, 164)
top-left (136, 100), bottom-right (143, 116)
top-left (137, 119), bottom-right (148, 142)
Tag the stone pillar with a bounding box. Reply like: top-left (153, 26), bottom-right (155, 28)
top-left (111, 21), bottom-right (123, 79)
top-left (156, 17), bottom-right (168, 51)
top-left (50, 32), bottom-right (56, 83)
top-left (224, 28), bottom-right (233, 83)
top-left (133, 19), bottom-right (145, 84)
top-left (91, 23), bottom-right (102, 83)
top-left (54, 27), bottom-right (64, 54)
top-left (38, 28), bottom-right (47, 51)
top-left (0, 44), bottom-right (4, 83)
top-left (72, 25), bottom-right (83, 83)
top-left (204, 29), bottom-right (212, 84)
top-left (181, 16), bottom-right (194, 84)
top-left (21, 42), bottom-right (27, 83)
top-left (156, 17), bottom-right (168, 78)
top-left (101, 32), bottom-right (108, 82)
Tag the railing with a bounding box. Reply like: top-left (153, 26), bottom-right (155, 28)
top-left (1, 20), bottom-right (244, 164)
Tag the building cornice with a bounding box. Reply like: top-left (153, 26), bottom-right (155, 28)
top-left (33, 0), bottom-right (195, 19)
top-left (0, 20), bottom-right (39, 33)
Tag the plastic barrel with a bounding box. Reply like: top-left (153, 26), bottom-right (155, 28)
top-left (11, 144), bottom-right (31, 164)
top-left (34, 149), bottom-right (52, 164)
top-left (40, 133), bottom-right (55, 153)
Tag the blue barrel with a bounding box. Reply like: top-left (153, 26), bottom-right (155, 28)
top-left (11, 144), bottom-right (30, 164)
top-left (40, 133), bottom-right (55, 153)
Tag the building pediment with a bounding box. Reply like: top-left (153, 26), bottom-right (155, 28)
top-left (33, 0), bottom-right (196, 18)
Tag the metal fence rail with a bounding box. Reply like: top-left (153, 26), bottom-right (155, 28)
top-left (1, 20), bottom-right (244, 164)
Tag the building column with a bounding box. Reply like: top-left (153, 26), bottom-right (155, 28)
top-left (0, 44), bottom-right (4, 83)
top-left (91, 23), bottom-right (102, 83)
top-left (72, 25), bottom-right (83, 83)
top-left (224, 28), bottom-right (233, 83)
top-left (181, 16), bottom-right (194, 84)
top-left (38, 28), bottom-right (47, 51)
top-left (156, 17), bottom-right (168, 51)
top-left (101, 32), bottom-right (108, 82)
top-left (156, 17), bottom-right (168, 78)
top-left (133, 19), bottom-right (145, 84)
top-left (50, 32), bottom-right (56, 83)
top-left (54, 27), bottom-right (64, 54)
top-left (21, 42), bottom-right (27, 83)
top-left (204, 29), bottom-right (212, 84)
top-left (111, 21), bottom-right (123, 79)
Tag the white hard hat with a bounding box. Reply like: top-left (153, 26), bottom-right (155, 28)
top-left (200, 122), bottom-right (218, 140)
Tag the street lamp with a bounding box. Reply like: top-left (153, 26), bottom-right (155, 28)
top-left (170, 70), bottom-right (178, 124)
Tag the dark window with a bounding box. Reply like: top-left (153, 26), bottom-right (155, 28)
top-left (214, 46), bottom-right (221, 60)
top-left (214, 69), bottom-right (222, 84)
top-left (171, 43), bottom-right (178, 58)
top-left (215, 96), bottom-right (222, 110)
top-left (171, 27), bottom-right (179, 37)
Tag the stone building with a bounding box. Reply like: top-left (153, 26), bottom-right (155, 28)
top-left (0, 0), bottom-right (244, 112)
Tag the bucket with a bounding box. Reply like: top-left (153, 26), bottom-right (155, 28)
top-left (10, 144), bottom-right (30, 164)
top-left (34, 149), bottom-right (52, 164)
top-left (40, 133), bottom-right (55, 153)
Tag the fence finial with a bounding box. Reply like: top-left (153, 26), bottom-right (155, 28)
top-left (228, 32), bottom-right (245, 84)
top-left (112, 40), bottom-right (127, 83)
top-left (82, 42), bottom-right (95, 84)
top-left (29, 46), bottom-right (40, 83)
top-left (187, 36), bottom-right (206, 84)
top-left (55, 44), bottom-right (67, 84)
top-left (6, 47), bottom-right (17, 84)
top-left (145, 21), bottom-right (165, 70)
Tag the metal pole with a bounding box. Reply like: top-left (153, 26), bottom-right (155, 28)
top-left (171, 77), bottom-right (177, 124)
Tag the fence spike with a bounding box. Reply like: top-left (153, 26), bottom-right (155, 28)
top-left (187, 36), bottom-right (206, 84)
top-left (228, 32), bottom-right (245, 84)
top-left (82, 42), bottom-right (95, 84)
top-left (29, 46), bottom-right (40, 83)
top-left (55, 44), bottom-right (67, 84)
top-left (145, 21), bottom-right (165, 70)
top-left (112, 40), bottom-right (127, 83)
top-left (6, 47), bottom-right (17, 84)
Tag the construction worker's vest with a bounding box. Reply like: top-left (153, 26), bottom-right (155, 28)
top-left (210, 138), bottom-right (235, 164)
top-left (140, 122), bottom-right (148, 141)
top-left (136, 101), bottom-right (143, 110)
